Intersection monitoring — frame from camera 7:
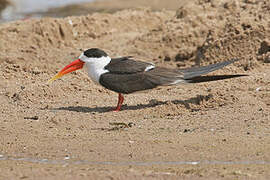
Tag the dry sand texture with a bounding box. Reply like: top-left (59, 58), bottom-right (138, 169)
top-left (0, 0), bottom-right (270, 179)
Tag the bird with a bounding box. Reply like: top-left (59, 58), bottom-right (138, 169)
top-left (48, 48), bottom-right (245, 112)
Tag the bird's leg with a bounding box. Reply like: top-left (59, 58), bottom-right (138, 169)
top-left (113, 93), bottom-right (124, 112)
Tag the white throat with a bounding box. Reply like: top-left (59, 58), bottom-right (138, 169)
top-left (81, 55), bottom-right (111, 84)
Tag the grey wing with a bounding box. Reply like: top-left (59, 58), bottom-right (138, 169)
top-left (104, 57), bottom-right (155, 74)
top-left (99, 72), bottom-right (159, 94)
top-left (99, 67), bottom-right (185, 94)
top-left (99, 59), bottom-right (241, 94)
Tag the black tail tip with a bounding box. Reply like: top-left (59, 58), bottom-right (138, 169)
top-left (187, 74), bottom-right (248, 83)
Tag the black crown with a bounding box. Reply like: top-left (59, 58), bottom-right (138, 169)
top-left (84, 48), bottom-right (108, 58)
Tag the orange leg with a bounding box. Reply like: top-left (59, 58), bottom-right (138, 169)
top-left (113, 93), bottom-right (124, 112)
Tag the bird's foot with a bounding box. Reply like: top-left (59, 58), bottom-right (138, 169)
top-left (112, 93), bottom-right (124, 112)
top-left (112, 107), bottom-right (121, 112)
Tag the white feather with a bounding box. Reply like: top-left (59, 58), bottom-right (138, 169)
top-left (145, 64), bottom-right (155, 71)
top-left (79, 53), bottom-right (111, 84)
top-left (169, 79), bottom-right (185, 85)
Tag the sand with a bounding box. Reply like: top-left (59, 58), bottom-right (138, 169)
top-left (0, 0), bottom-right (269, 179)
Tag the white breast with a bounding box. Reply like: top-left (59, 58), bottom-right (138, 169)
top-left (83, 56), bottom-right (111, 84)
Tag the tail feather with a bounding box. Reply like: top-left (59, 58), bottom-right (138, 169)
top-left (186, 74), bottom-right (247, 83)
top-left (181, 59), bottom-right (239, 80)
top-left (146, 58), bottom-right (245, 86)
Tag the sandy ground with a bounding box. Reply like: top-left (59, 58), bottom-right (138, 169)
top-left (0, 0), bottom-right (270, 179)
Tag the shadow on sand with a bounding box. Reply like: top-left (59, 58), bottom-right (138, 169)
top-left (51, 94), bottom-right (213, 113)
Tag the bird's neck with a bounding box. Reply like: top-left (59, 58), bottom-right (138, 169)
top-left (85, 56), bottom-right (111, 84)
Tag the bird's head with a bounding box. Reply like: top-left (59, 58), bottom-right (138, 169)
top-left (48, 48), bottom-right (110, 82)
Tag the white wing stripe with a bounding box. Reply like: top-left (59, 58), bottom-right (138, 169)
top-left (145, 65), bottom-right (155, 71)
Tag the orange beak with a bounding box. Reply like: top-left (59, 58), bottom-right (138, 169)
top-left (48, 59), bottom-right (85, 83)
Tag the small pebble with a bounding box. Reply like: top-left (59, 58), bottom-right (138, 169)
top-left (68, 19), bottom-right (73, 25)
top-left (256, 87), bottom-right (261, 92)
top-left (128, 140), bottom-right (134, 144)
top-left (64, 156), bottom-right (70, 160)
top-left (24, 116), bottom-right (39, 120)
top-left (128, 122), bottom-right (135, 127)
